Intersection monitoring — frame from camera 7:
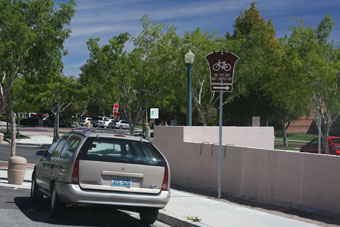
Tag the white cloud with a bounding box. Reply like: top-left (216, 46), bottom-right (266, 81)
top-left (70, 24), bottom-right (139, 37)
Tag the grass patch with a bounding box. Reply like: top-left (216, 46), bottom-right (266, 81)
top-left (274, 133), bottom-right (317, 151)
top-left (275, 145), bottom-right (302, 151)
top-left (275, 133), bottom-right (317, 144)
top-left (135, 124), bottom-right (144, 129)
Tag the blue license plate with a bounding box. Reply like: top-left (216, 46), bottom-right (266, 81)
top-left (112, 177), bottom-right (131, 188)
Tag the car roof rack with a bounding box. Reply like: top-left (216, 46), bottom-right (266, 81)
top-left (71, 128), bottom-right (151, 141)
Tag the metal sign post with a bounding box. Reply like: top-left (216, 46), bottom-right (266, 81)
top-left (218, 89), bottom-right (223, 199)
top-left (113, 103), bottom-right (119, 128)
top-left (205, 51), bottom-right (240, 199)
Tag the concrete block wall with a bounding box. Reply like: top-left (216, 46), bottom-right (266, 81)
top-left (158, 126), bottom-right (275, 149)
top-left (153, 126), bottom-right (340, 216)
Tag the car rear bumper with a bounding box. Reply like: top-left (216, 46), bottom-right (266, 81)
top-left (55, 182), bottom-right (170, 208)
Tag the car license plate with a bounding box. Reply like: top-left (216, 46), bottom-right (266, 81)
top-left (112, 177), bottom-right (131, 188)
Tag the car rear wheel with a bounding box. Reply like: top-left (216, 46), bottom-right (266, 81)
top-left (139, 208), bottom-right (159, 225)
top-left (31, 173), bottom-right (43, 203)
top-left (50, 185), bottom-right (63, 217)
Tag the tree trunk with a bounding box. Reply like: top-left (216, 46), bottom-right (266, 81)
top-left (6, 116), bottom-right (9, 133)
top-left (53, 103), bottom-right (60, 143)
top-left (282, 120), bottom-right (288, 147)
top-left (17, 113), bottom-right (20, 136)
top-left (322, 112), bottom-right (332, 154)
top-left (10, 112), bottom-right (16, 157)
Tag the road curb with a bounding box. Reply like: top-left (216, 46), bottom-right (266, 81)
top-left (158, 210), bottom-right (210, 227)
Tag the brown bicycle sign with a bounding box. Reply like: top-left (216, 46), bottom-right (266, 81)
top-left (205, 51), bottom-right (240, 92)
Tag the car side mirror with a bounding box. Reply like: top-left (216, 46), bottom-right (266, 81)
top-left (36, 150), bottom-right (48, 157)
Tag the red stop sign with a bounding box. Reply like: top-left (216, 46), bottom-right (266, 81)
top-left (113, 103), bottom-right (119, 115)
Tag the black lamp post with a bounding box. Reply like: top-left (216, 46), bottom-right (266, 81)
top-left (185, 50), bottom-right (194, 126)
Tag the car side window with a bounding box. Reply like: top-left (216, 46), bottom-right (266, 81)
top-left (332, 138), bottom-right (340, 143)
top-left (51, 137), bottom-right (68, 157)
top-left (60, 135), bottom-right (82, 159)
top-left (310, 139), bottom-right (322, 146)
top-left (47, 141), bottom-right (59, 156)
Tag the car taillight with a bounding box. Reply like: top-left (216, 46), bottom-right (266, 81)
top-left (72, 160), bottom-right (79, 184)
top-left (161, 167), bottom-right (169, 191)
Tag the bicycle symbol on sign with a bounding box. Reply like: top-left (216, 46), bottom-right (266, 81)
top-left (212, 60), bottom-right (231, 72)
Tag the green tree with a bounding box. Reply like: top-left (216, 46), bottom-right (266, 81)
top-left (80, 15), bottom-right (186, 130)
top-left (224, 1), bottom-right (283, 128)
top-left (265, 31), bottom-right (312, 146)
top-left (130, 15), bottom-right (184, 126)
top-left (80, 33), bottom-right (129, 116)
top-left (0, 0), bottom-right (75, 156)
top-left (12, 76), bottom-right (38, 136)
top-left (277, 16), bottom-right (340, 152)
top-left (35, 74), bottom-right (84, 141)
top-left (314, 16), bottom-right (340, 154)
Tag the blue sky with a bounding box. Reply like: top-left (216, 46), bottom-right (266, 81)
top-left (61, 0), bottom-right (340, 77)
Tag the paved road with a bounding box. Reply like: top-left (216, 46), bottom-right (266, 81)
top-left (0, 186), bottom-right (170, 227)
top-left (0, 144), bottom-right (42, 164)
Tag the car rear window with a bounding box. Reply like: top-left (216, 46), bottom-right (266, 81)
top-left (78, 137), bottom-right (166, 167)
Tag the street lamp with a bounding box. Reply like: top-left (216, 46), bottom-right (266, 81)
top-left (185, 49), bottom-right (195, 126)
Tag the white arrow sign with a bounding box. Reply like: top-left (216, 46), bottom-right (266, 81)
top-left (212, 85), bottom-right (232, 92)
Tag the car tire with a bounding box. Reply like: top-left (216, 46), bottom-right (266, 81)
top-left (139, 208), bottom-right (159, 225)
top-left (31, 173), bottom-right (43, 203)
top-left (50, 185), bottom-right (63, 218)
top-left (119, 126), bottom-right (123, 130)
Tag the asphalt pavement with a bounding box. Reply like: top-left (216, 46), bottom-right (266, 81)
top-left (0, 184), bottom-right (170, 227)
top-left (0, 128), bottom-right (335, 227)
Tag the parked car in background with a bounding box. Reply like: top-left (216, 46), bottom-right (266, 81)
top-left (90, 116), bottom-right (110, 128)
top-left (300, 136), bottom-right (340, 155)
top-left (20, 117), bottom-right (39, 127)
top-left (42, 116), bottom-right (73, 128)
top-left (20, 115), bottom-right (73, 128)
top-left (97, 117), bottom-right (111, 128)
top-left (31, 129), bottom-right (170, 224)
top-left (109, 120), bottom-right (130, 129)
top-left (108, 120), bottom-right (117, 128)
top-left (78, 116), bottom-right (92, 127)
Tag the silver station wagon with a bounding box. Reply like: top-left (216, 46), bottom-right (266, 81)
top-left (31, 129), bottom-right (170, 224)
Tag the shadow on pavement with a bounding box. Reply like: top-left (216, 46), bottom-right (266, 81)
top-left (14, 196), bottom-right (152, 227)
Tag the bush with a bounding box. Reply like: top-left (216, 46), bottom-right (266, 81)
top-left (0, 115), bottom-right (7, 122)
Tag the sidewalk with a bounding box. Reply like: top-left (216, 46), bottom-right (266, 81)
top-left (0, 134), bottom-right (320, 227)
top-left (1, 135), bottom-right (53, 146)
top-left (0, 162), bottom-right (33, 190)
